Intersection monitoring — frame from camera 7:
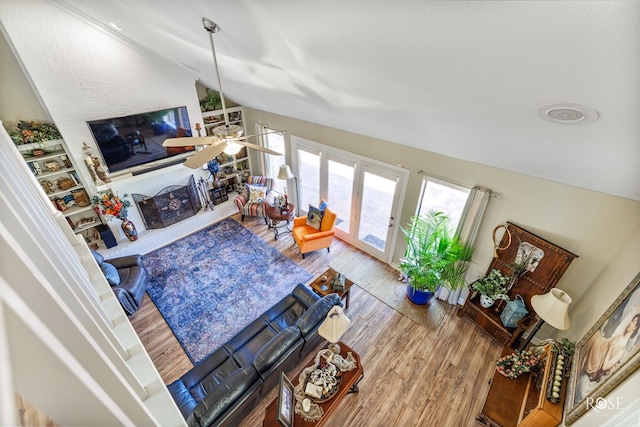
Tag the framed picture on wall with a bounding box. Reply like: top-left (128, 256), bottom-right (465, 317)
top-left (565, 271), bottom-right (640, 425)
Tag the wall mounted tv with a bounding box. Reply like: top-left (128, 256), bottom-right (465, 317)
top-left (87, 106), bottom-right (194, 174)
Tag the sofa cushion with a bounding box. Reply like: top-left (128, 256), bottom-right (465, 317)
top-left (187, 366), bottom-right (260, 427)
top-left (181, 347), bottom-right (236, 390)
top-left (261, 295), bottom-right (308, 332)
top-left (296, 293), bottom-right (341, 336)
top-left (101, 262), bottom-right (120, 286)
top-left (252, 326), bottom-right (302, 376)
top-left (224, 318), bottom-right (278, 368)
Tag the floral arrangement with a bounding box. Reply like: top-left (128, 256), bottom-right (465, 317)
top-left (92, 192), bottom-right (131, 220)
top-left (471, 269), bottom-right (511, 300)
top-left (496, 349), bottom-right (541, 379)
top-left (6, 120), bottom-right (62, 145)
top-left (207, 158), bottom-right (220, 175)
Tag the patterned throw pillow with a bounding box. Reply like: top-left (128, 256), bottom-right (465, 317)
top-left (248, 185), bottom-right (267, 203)
top-left (306, 205), bottom-right (324, 230)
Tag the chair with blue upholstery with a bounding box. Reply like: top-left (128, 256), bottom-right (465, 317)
top-left (234, 175), bottom-right (274, 224)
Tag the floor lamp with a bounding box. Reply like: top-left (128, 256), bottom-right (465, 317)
top-left (277, 165), bottom-right (300, 216)
top-left (519, 288), bottom-right (572, 351)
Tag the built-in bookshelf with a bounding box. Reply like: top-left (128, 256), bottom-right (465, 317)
top-left (17, 139), bottom-right (105, 249)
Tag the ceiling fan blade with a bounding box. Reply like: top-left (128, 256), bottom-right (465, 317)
top-left (183, 144), bottom-right (227, 168)
top-left (163, 136), bottom-right (221, 147)
top-left (233, 129), bottom-right (286, 142)
top-left (236, 140), bottom-right (283, 156)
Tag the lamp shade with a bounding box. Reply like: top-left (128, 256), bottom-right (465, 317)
top-left (318, 306), bottom-right (350, 344)
top-left (531, 288), bottom-right (572, 330)
top-left (277, 164), bottom-right (294, 180)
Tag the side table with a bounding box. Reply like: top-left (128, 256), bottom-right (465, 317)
top-left (309, 268), bottom-right (354, 310)
top-left (266, 203), bottom-right (295, 240)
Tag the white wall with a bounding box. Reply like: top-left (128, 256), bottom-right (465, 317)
top-left (0, 0), bottom-right (206, 218)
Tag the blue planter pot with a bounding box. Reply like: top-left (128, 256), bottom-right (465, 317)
top-left (406, 285), bottom-right (437, 306)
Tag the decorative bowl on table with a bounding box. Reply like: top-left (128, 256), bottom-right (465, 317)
top-left (304, 362), bottom-right (342, 403)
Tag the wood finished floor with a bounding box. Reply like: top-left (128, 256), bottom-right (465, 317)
top-left (130, 213), bottom-right (501, 426)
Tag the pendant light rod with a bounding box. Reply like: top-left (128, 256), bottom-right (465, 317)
top-left (202, 17), bottom-right (230, 127)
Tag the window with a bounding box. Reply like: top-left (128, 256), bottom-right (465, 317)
top-left (296, 148), bottom-right (321, 211)
top-left (417, 177), bottom-right (471, 233)
top-left (260, 125), bottom-right (286, 191)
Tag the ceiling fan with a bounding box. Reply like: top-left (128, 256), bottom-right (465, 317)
top-left (163, 17), bottom-right (283, 169)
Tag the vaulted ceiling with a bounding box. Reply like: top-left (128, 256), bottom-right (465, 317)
top-left (60, 1), bottom-right (640, 201)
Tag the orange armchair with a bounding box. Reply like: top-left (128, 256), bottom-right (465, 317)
top-left (292, 201), bottom-right (337, 259)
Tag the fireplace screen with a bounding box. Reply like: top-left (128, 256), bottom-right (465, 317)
top-left (133, 175), bottom-right (202, 229)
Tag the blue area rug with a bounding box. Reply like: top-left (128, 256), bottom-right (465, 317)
top-left (144, 218), bottom-right (312, 364)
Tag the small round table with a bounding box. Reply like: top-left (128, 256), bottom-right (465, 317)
top-left (266, 203), bottom-right (295, 240)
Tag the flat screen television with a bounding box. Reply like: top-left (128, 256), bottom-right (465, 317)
top-left (87, 106), bottom-right (194, 174)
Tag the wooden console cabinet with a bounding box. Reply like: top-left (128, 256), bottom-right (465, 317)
top-left (477, 345), bottom-right (567, 427)
top-left (458, 222), bottom-right (577, 347)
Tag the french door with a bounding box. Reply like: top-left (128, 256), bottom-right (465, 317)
top-left (292, 136), bottom-right (407, 262)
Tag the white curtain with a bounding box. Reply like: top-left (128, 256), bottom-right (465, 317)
top-left (436, 186), bottom-right (492, 305)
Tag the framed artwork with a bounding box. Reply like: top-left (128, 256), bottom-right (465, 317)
top-left (277, 372), bottom-right (295, 427)
top-left (565, 271), bottom-right (640, 425)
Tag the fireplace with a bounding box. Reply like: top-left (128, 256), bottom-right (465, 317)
top-left (132, 175), bottom-right (202, 229)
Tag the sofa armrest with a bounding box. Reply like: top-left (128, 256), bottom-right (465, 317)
top-left (291, 283), bottom-right (320, 309)
top-left (296, 294), bottom-right (341, 337)
top-left (167, 379), bottom-right (198, 420)
top-left (293, 216), bottom-right (308, 227)
top-left (186, 367), bottom-right (260, 427)
top-left (107, 254), bottom-right (144, 269)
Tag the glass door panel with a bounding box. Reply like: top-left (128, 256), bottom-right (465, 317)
top-left (356, 170), bottom-right (397, 253)
top-left (327, 157), bottom-right (354, 233)
top-left (296, 148), bottom-right (320, 213)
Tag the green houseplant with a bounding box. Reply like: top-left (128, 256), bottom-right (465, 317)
top-left (471, 268), bottom-right (511, 308)
top-left (399, 210), bottom-right (474, 306)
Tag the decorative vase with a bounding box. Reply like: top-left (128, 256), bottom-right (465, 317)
top-left (406, 285), bottom-right (437, 306)
top-left (120, 218), bottom-right (138, 241)
top-left (479, 294), bottom-right (496, 308)
top-left (212, 173), bottom-right (222, 189)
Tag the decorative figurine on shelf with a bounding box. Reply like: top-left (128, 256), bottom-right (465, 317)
top-left (82, 142), bottom-right (110, 185)
top-left (195, 122), bottom-right (202, 137)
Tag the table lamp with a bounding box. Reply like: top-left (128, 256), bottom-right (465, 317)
top-left (277, 164), bottom-right (300, 216)
top-left (518, 288), bottom-right (572, 351)
top-left (318, 306), bottom-right (350, 354)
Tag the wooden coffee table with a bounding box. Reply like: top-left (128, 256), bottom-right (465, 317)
top-left (263, 343), bottom-right (363, 427)
top-left (309, 268), bottom-right (355, 310)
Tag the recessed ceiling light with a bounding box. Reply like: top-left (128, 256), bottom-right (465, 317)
top-left (109, 22), bottom-right (123, 31)
top-left (537, 103), bottom-right (599, 125)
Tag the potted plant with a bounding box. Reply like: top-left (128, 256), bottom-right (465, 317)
top-left (399, 210), bottom-right (474, 306)
top-left (471, 268), bottom-right (511, 308)
top-left (200, 89), bottom-right (222, 112)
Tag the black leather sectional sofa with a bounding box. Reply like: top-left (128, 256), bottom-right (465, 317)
top-left (168, 284), bottom-right (340, 427)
